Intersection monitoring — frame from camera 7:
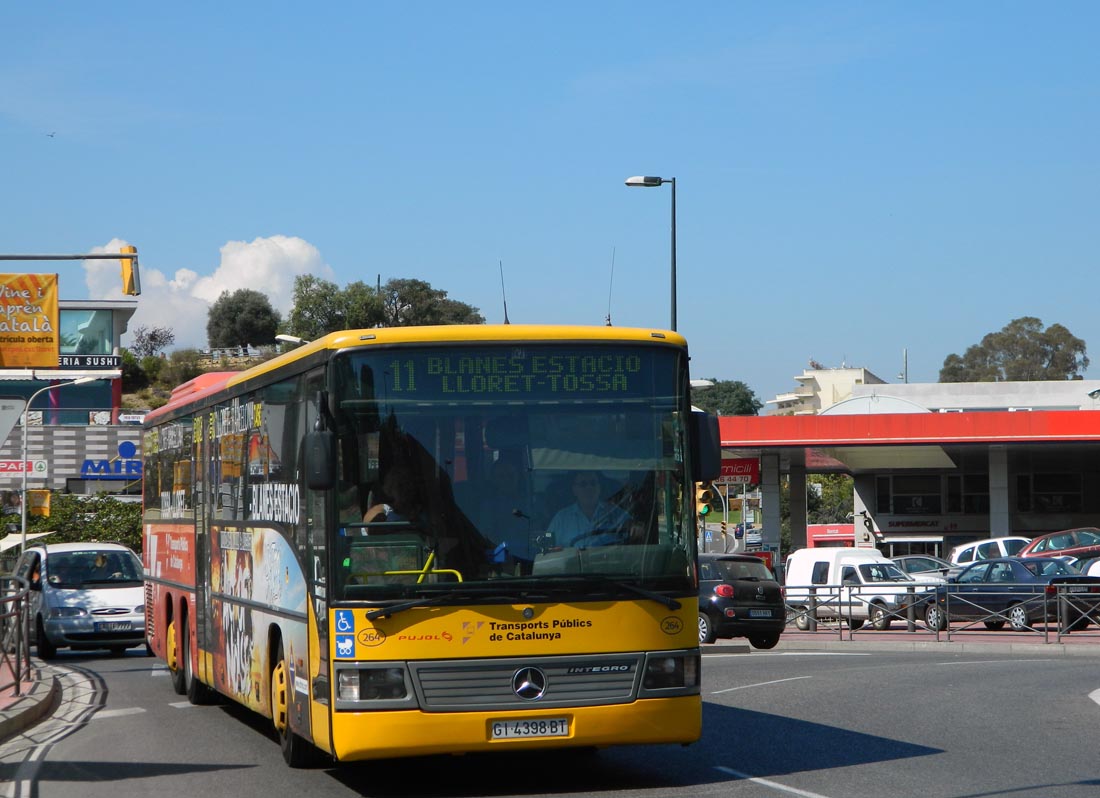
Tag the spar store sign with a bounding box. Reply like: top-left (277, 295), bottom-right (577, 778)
top-left (717, 458), bottom-right (760, 485)
top-left (82, 440), bottom-right (142, 480)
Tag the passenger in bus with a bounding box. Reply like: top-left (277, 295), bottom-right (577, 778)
top-left (548, 471), bottom-right (633, 548)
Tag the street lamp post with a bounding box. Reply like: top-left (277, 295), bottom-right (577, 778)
top-left (625, 175), bottom-right (677, 331)
top-left (21, 377), bottom-right (98, 552)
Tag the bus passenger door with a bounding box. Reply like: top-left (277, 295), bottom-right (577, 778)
top-left (193, 413), bottom-right (214, 678)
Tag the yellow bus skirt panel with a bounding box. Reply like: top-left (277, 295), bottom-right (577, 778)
top-left (330, 695), bottom-right (701, 761)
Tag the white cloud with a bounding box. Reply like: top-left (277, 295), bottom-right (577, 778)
top-left (85, 235), bottom-right (334, 350)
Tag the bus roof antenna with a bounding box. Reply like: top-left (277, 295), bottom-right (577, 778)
top-left (499, 260), bottom-right (510, 324)
top-left (605, 247), bottom-right (615, 326)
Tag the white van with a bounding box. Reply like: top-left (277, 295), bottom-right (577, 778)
top-left (784, 547), bottom-right (932, 631)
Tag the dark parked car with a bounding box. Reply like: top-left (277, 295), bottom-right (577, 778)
top-left (891, 554), bottom-right (956, 582)
top-left (1017, 527), bottom-right (1100, 565)
top-left (698, 553), bottom-right (785, 649)
top-left (924, 557), bottom-right (1100, 632)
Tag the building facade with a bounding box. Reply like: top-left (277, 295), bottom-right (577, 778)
top-left (0, 299), bottom-right (141, 505)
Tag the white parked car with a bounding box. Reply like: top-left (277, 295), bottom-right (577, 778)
top-left (948, 536), bottom-right (1032, 566)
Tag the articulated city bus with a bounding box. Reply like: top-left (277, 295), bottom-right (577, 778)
top-left (142, 324), bottom-right (720, 766)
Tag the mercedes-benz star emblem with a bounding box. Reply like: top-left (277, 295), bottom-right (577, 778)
top-left (512, 667), bottom-right (547, 700)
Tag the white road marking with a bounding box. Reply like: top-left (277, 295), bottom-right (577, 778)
top-left (91, 707), bottom-right (146, 720)
top-left (936, 659), bottom-right (1055, 665)
top-left (169, 701), bottom-right (195, 709)
top-left (711, 676), bottom-right (812, 694)
top-left (704, 652), bottom-right (870, 657)
top-left (715, 765), bottom-right (836, 797)
top-left (1088, 688), bottom-right (1100, 708)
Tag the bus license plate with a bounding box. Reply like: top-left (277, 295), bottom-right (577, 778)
top-left (95, 621), bottom-right (132, 632)
top-left (749, 609), bottom-right (773, 617)
top-left (491, 718), bottom-right (569, 739)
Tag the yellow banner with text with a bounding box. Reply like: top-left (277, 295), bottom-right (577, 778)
top-left (0, 274), bottom-right (60, 367)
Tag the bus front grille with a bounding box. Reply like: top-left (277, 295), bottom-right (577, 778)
top-left (409, 653), bottom-right (643, 712)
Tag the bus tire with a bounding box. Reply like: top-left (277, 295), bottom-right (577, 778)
top-left (183, 620), bottom-right (217, 705)
top-left (169, 615), bottom-right (186, 695)
top-left (271, 640), bottom-right (317, 768)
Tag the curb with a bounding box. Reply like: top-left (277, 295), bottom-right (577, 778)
top-left (0, 669), bottom-right (60, 743)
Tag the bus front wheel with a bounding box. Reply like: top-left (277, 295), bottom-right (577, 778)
top-left (271, 640), bottom-right (317, 768)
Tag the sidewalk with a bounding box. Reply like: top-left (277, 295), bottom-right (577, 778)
top-left (0, 657), bottom-right (59, 743)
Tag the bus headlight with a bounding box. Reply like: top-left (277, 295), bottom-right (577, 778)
top-left (642, 651), bottom-right (700, 692)
top-left (336, 667), bottom-right (409, 702)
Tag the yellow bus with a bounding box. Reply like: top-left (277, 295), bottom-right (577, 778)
top-left (142, 324), bottom-right (720, 766)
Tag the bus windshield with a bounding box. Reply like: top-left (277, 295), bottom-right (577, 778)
top-left (330, 343), bottom-right (695, 602)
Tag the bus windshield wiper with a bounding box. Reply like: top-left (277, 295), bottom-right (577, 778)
top-left (364, 586), bottom-right (528, 621)
top-left (533, 575), bottom-right (681, 610)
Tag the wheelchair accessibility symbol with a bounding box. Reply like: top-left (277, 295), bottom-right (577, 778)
top-left (335, 610), bottom-right (355, 633)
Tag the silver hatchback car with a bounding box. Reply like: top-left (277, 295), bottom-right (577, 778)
top-left (14, 542), bottom-right (147, 658)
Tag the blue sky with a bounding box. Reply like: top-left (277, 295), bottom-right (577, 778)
top-left (3, 3), bottom-right (1098, 407)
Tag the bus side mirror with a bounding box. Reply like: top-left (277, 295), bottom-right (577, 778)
top-left (305, 430), bottom-right (336, 490)
top-left (690, 410), bottom-right (721, 482)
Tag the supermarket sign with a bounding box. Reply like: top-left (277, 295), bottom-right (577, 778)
top-left (0, 459), bottom-right (47, 476)
top-left (716, 458), bottom-right (759, 485)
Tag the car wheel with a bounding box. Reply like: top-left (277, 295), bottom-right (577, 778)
top-left (749, 634), bottom-right (780, 650)
top-left (1007, 603), bottom-right (1031, 632)
top-left (983, 620), bottom-right (1006, 631)
top-left (697, 612), bottom-right (716, 644)
top-left (35, 617), bottom-right (56, 659)
top-left (848, 618), bottom-right (865, 631)
top-left (925, 603), bottom-right (947, 631)
top-left (794, 608), bottom-right (810, 631)
top-left (869, 603), bottom-right (891, 631)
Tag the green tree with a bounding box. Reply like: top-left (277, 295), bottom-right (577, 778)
top-left (284, 275), bottom-right (352, 340)
top-left (940, 316), bottom-right (1089, 382)
top-left (159, 349), bottom-right (205, 390)
top-left (284, 275), bottom-right (482, 339)
top-left (778, 473), bottom-right (854, 553)
top-left (808, 474), bottom-right (854, 524)
top-left (23, 493), bottom-right (143, 553)
top-left (690, 379), bottom-right (762, 415)
top-left (380, 278), bottom-right (484, 326)
top-left (207, 289), bottom-right (282, 348)
top-left (120, 348), bottom-right (148, 393)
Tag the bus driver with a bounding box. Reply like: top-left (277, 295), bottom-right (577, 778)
top-left (548, 471), bottom-right (632, 549)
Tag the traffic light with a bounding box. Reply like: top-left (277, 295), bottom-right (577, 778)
top-left (120, 245), bottom-right (141, 296)
top-left (696, 483), bottom-right (714, 517)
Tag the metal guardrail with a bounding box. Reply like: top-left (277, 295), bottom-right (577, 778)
top-left (783, 581), bottom-right (1100, 643)
top-left (0, 575), bottom-right (31, 696)
top-left (783, 582), bottom-right (938, 638)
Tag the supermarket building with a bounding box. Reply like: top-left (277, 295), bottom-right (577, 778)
top-left (721, 380), bottom-right (1100, 560)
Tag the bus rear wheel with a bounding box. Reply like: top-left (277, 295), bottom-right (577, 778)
top-left (271, 640), bottom-right (317, 768)
top-left (169, 616), bottom-right (186, 695)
